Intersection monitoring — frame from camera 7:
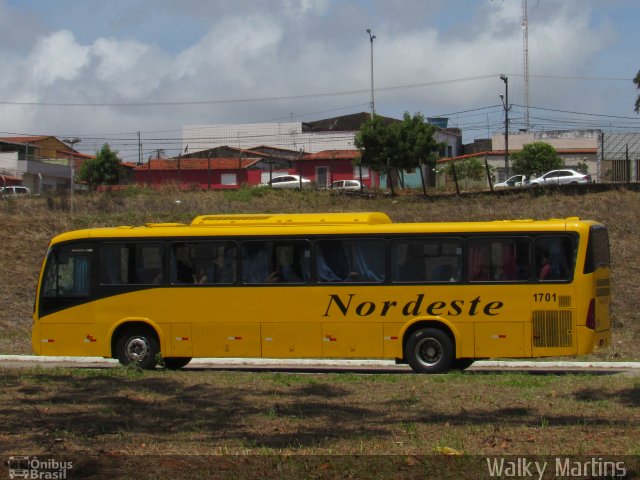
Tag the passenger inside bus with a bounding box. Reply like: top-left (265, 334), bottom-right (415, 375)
top-left (539, 256), bottom-right (551, 280)
top-left (268, 248), bottom-right (302, 283)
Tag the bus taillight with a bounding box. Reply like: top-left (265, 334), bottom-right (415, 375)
top-left (586, 299), bottom-right (596, 330)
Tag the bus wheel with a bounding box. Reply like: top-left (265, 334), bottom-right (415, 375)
top-left (406, 328), bottom-right (454, 374)
top-left (116, 328), bottom-right (159, 369)
top-left (163, 357), bottom-right (192, 370)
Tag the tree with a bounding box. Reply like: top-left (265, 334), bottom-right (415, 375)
top-left (634, 69), bottom-right (640, 113)
top-left (354, 115), bottom-right (394, 173)
top-left (446, 157), bottom-right (484, 188)
top-left (78, 143), bottom-right (122, 190)
top-left (354, 112), bottom-right (440, 194)
top-left (395, 112), bottom-right (440, 193)
top-left (511, 142), bottom-right (563, 177)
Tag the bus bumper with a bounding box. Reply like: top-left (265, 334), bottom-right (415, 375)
top-left (592, 329), bottom-right (611, 351)
top-left (577, 326), bottom-right (610, 354)
top-left (31, 320), bottom-right (41, 355)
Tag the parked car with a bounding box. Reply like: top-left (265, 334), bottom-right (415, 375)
top-left (528, 169), bottom-right (591, 187)
top-left (493, 175), bottom-right (529, 190)
top-left (330, 179), bottom-right (363, 191)
top-left (0, 186), bottom-right (31, 197)
top-left (263, 174), bottom-right (311, 189)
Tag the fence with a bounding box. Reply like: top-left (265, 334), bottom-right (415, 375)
top-left (600, 133), bottom-right (640, 182)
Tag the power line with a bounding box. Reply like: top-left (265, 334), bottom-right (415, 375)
top-left (0, 74), bottom-right (523, 108)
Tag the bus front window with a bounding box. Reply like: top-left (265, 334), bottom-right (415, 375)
top-left (42, 249), bottom-right (91, 298)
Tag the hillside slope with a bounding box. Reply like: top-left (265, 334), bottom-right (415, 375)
top-left (1, 187), bottom-right (637, 359)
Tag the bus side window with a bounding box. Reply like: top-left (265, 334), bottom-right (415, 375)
top-left (100, 243), bottom-right (164, 285)
top-left (392, 241), bottom-right (426, 281)
top-left (171, 244), bottom-right (195, 284)
top-left (170, 242), bottom-right (238, 285)
top-left (217, 243), bottom-right (238, 283)
top-left (468, 237), bottom-right (530, 282)
top-left (242, 243), bottom-right (269, 283)
top-left (316, 239), bottom-right (385, 283)
top-left (391, 238), bottom-right (462, 283)
top-left (269, 241), bottom-right (311, 283)
top-left (535, 236), bottom-right (574, 281)
top-left (242, 241), bottom-right (309, 284)
top-left (468, 240), bottom-right (492, 281)
top-left (316, 240), bottom-right (350, 282)
top-left (135, 244), bottom-right (164, 284)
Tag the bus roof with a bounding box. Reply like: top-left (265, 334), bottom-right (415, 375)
top-left (48, 213), bottom-right (601, 244)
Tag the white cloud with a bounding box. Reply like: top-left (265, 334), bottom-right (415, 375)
top-left (30, 30), bottom-right (90, 87)
top-left (173, 15), bottom-right (284, 90)
top-left (280, 0), bottom-right (330, 19)
top-left (0, 0), bottom-right (632, 154)
top-left (91, 37), bottom-right (153, 97)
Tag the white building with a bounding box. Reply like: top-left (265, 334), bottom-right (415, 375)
top-left (182, 113), bottom-right (463, 159)
top-left (183, 122), bottom-right (356, 154)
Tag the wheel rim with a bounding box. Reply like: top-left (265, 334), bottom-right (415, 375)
top-left (414, 337), bottom-right (443, 367)
top-left (125, 337), bottom-right (150, 362)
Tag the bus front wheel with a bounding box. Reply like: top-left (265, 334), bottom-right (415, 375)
top-left (405, 328), bottom-right (454, 374)
top-left (115, 328), bottom-right (159, 370)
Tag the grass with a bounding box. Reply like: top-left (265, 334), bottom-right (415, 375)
top-left (0, 367), bottom-right (638, 478)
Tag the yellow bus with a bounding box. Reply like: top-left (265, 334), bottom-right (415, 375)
top-left (32, 212), bottom-right (611, 373)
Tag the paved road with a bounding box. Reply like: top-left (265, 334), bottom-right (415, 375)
top-left (1, 355), bottom-right (639, 374)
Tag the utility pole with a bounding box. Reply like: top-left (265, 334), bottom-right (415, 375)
top-left (500, 74), bottom-right (510, 178)
top-left (522, 0), bottom-right (530, 131)
top-left (62, 138), bottom-right (81, 215)
top-left (366, 29), bottom-right (376, 120)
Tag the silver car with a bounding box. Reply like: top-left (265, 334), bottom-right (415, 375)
top-left (529, 169), bottom-right (591, 187)
top-left (493, 175), bottom-right (528, 189)
top-left (264, 174), bottom-right (311, 189)
top-left (330, 179), bottom-right (362, 191)
top-left (0, 186), bottom-right (31, 197)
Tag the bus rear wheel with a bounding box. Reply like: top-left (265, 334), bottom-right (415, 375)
top-left (405, 328), bottom-right (454, 374)
top-left (116, 328), bottom-right (159, 370)
top-left (163, 357), bottom-right (192, 370)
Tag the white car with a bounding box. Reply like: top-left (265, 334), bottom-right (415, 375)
top-left (529, 169), bottom-right (591, 187)
top-left (264, 174), bottom-right (311, 189)
top-left (0, 186), bottom-right (31, 197)
top-left (330, 179), bottom-right (363, 191)
top-left (493, 175), bottom-right (528, 190)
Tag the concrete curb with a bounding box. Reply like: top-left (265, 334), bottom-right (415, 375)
top-left (1, 355), bottom-right (638, 369)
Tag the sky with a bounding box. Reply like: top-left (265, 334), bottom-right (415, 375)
top-left (1, 0), bottom-right (639, 162)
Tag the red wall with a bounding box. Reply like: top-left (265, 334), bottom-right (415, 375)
top-left (133, 159), bottom-right (378, 189)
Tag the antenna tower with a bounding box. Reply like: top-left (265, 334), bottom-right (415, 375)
top-left (522, 0), bottom-right (530, 131)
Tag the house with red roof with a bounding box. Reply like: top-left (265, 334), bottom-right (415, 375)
top-left (132, 145), bottom-right (379, 189)
top-left (133, 146), bottom-right (295, 189)
top-left (299, 149), bottom-right (378, 188)
top-left (0, 135), bottom-right (92, 192)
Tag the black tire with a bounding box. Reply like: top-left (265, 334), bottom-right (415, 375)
top-left (405, 328), bottom-right (454, 374)
top-left (115, 328), bottom-right (159, 369)
top-left (163, 357), bottom-right (192, 370)
top-left (454, 358), bottom-right (475, 371)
